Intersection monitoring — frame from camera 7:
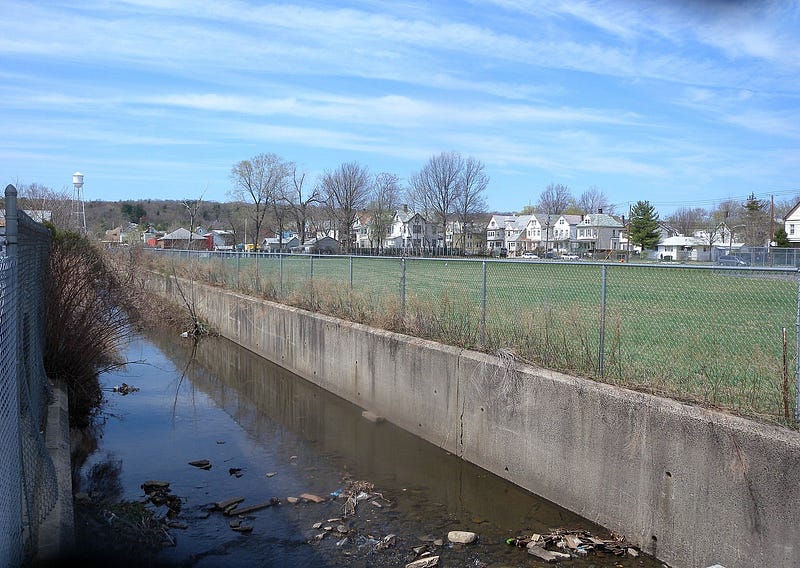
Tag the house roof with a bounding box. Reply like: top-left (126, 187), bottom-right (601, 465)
top-left (559, 214), bottom-right (583, 225)
top-left (158, 227), bottom-right (205, 241)
top-left (262, 236), bottom-right (298, 245)
top-left (578, 213), bottom-right (624, 228)
top-left (304, 236), bottom-right (338, 245)
top-left (784, 201), bottom-right (800, 222)
top-left (659, 236), bottom-right (704, 247)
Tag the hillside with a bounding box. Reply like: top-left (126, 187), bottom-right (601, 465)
top-left (84, 199), bottom-right (242, 237)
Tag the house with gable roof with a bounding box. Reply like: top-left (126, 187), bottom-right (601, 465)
top-left (654, 236), bottom-right (713, 261)
top-left (504, 215), bottom-right (532, 256)
top-left (574, 212), bottom-right (624, 257)
top-left (446, 218), bottom-right (488, 255)
top-left (353, 212), bottom-right (374, 250)
top-left (157, 227), bottom-right (207, 250)
top-left (551, 214), bottom-right (582, 254)
top-left (384, 205), bottom-right (435, 252)
top-left (783, 201), bottom-right (800, 248)
top-left (485, 214), bottom-right (516, 253)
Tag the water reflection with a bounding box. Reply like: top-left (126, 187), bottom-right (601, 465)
top-left (77, 330), bottom-right (662, 567)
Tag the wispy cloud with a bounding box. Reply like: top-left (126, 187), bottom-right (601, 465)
top-left (2, 0), bottom-right (799, 211)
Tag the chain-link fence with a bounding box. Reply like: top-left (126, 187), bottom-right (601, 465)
top-left (0, 184), bottom-right (57, 566)
top-left (142, 249), bottom-right (800, 426)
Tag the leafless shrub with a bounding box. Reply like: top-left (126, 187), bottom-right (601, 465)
top-left (44, 230), bottom-right (135, 426)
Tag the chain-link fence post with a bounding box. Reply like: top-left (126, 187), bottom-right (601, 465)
top-left (400, 257), bottom-right (406, 313)
top-left (1, 184), bottom-right (22, 567)
top-left (795, 278), bottom-right (800, 424)
top-left (348, 255), bottom-right (354, 316)
top-left (236, 253), bottom-right (240, 289)
top-left (481, 260), bottom-right (487, 347)
top-left (598, 264), bottom-right (607, 377)
top-left (279, 253), bottom-right (283, 298)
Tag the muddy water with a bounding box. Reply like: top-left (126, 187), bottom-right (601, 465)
top-left (76, 330), bottom-right (665, 567)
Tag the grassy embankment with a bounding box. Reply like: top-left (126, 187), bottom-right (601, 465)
top-left (146, 251), bottom-right (799, 426)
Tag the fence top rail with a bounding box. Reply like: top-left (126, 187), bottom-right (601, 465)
top-left (145, 248), bottom-right (800, 273)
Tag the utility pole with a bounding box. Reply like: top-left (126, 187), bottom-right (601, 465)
top-left (770, 194), bottom-right (775, 243)
top-left (626, 203), bottom-right (632, 260)
top-left (770, 194), bottom-right (775, 266)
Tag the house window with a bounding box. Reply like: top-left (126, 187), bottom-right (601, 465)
top-left (790, 224), bottom-right (795, 236)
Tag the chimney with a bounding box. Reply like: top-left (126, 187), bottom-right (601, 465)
top-left (403, 204), bottom-right (408, 213)
top-left (598, 207), bottom-right (603, 214)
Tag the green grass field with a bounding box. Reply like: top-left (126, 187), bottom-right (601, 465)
top-left (152, 251), bottom-right (800, 426)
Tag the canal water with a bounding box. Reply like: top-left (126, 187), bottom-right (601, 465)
top-left (73, 330), bottom-right (664, 567)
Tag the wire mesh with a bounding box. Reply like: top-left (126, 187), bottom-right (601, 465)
top-left (0, 195), bottom-right (57, 566)
top-left (0, 255), bottom-right (22, 567)
top-left (140, 249), bottom-right (800, 425)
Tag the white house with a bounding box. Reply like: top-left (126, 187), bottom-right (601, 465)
top-left (654, 236), bottom-right (713, 261)
top-left (485, 214), bottom-right (516, 252)
top-left (504, 215), bottom-right (532, 256)
top-left (783, 202), bottom-right (800, 247)
top-left (352, 213), bottom-right (374, 250)
top-left (384, 207), bottom-right (435, 251)
top-left (550, 214), bottom-right (582, 253)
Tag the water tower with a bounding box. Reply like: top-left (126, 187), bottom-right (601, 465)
top-left (72, 171), bottom-right (86, 234)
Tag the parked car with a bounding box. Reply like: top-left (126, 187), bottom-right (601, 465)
top-left (491, 247), bottom-right (508, 258)
top-left (561, 253), bottom-right (580, 260)
top-left (717, 255), bottom-right (748, 266)
top-left (521, 251), bottom-right (539, 259)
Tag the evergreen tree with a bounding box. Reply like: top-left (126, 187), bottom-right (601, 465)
top-left (629, 200), bottom-right (661, 250)
top-left (742, 193), bottom-right (769, 246)
top-left (773, 225), bottom-right (790, 247)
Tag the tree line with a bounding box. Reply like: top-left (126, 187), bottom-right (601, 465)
top-left (5, 163), bottom-right (794, 252)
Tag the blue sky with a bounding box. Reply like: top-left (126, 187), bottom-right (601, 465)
top-left (2, 0), bottom-right (799, 216)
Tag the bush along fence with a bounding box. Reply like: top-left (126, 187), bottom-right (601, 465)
top-left (136, 248), bottom-right (800, 427)
top-left (0, 185), bottom-right (57, 566)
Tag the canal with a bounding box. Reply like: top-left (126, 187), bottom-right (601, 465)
top-left (72, 329), bottom-right (665, 567)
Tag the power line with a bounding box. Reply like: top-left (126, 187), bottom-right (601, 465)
top-left (610, 188), bottom-right (800, 212)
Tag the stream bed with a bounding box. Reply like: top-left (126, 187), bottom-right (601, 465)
top-left (72, 329), bottom-right (666, 568)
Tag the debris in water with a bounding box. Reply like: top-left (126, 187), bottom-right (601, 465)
top-left (299, 493), bottom-right (326, 503)
top-left (507, 528), bottom-right (640, 561)
top-left (111, 383), bottom-right (139, 395)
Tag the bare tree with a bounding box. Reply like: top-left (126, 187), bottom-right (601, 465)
top-left (538, 183), bottom-right (572, 252)
top-left (367, 172), bottom-right (400, 252)
top-left (577, 186), bottom-right (611, 215)
top-left (228, 153), bottom-right (290, 247)
top-left (455, 156), bottom-right (489, 254)
top-left (18, 182), bottom-right (73, 228)
top-left (695, 209), bottom-right (728, 248)
top-left (775, 194), bottom-right (800, 219)
top-left (667, 206), bottom-right (705, 237)
top-left (320, 162), bottom-right (372, 253)
top-left (283, 164), bottom-right (321, 245)
top-left (224, 203), bottom-right (249, 248)
top-left (182, 186), bottom-right (207, 235)
top-left (408, 152), bottom-right (464, 254)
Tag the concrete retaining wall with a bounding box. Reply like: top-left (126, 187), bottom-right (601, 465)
top-left (151, 273), bottom-right (800, 568)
